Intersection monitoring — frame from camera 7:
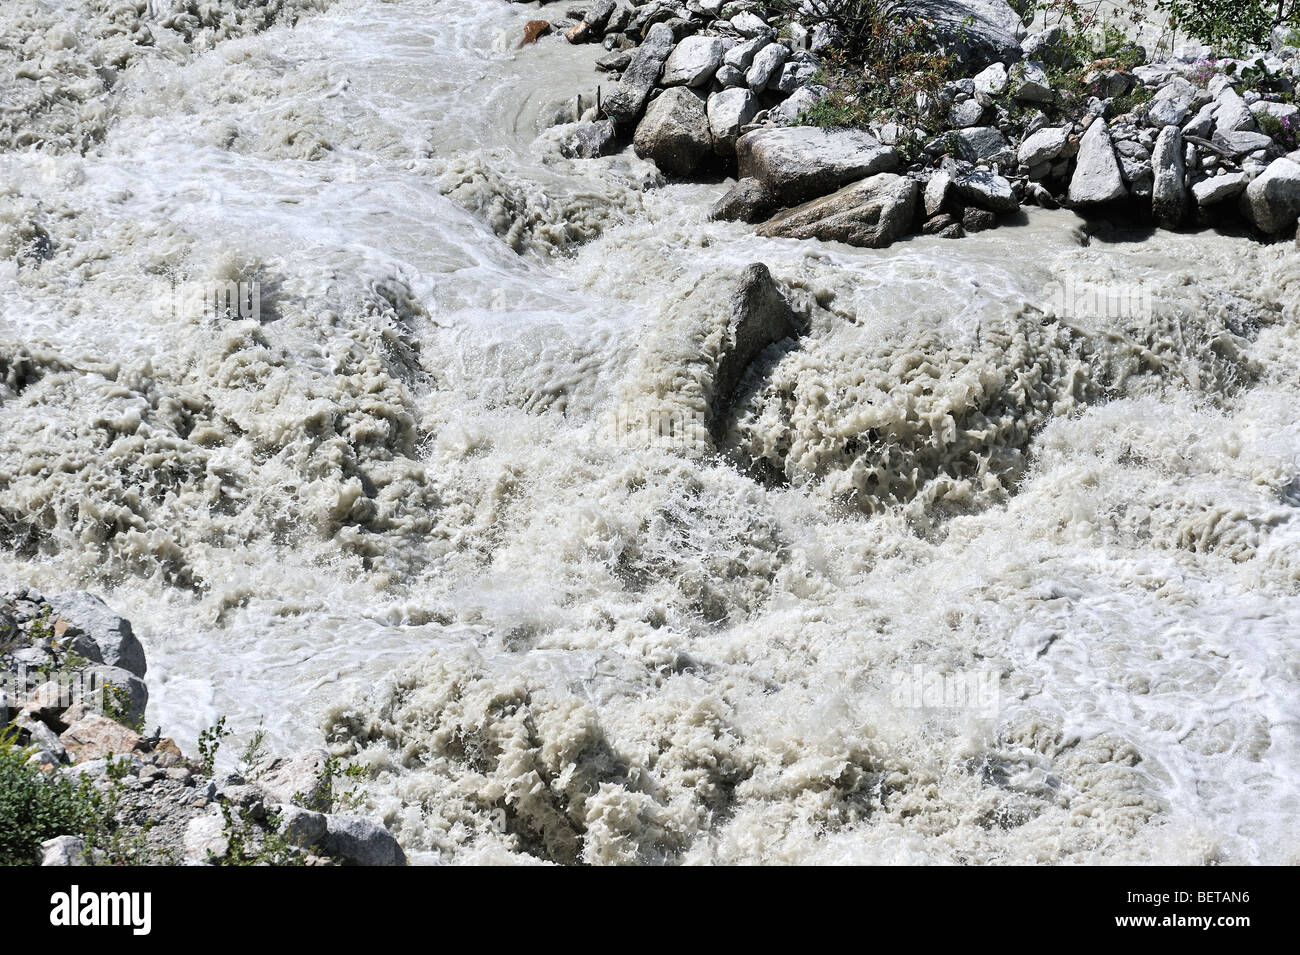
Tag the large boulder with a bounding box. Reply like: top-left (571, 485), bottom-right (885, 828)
top-left (956, 126), bottom-right (1010, 162)
top-left (1018, 126), bottom-right (1069, 166)
top-left (768, 84), bottom-right (828, 125)
top-left (955, 169), bottom-right (1018, 213)
top-left (1068, 120), bottom-right (1127, 205)
top-left (756, 173), bottom-right (919, 248)
top-left (896, 0), bottom-right (1025, 68)
top-left (711, 178), bottom-right (779, 223)
top-left (745, 42), bottom-right (790, 92)
top-left (1242, 157), bottom-right (1300, 233)
top-left (634, 87), bottom-right (713, 177)
top-left (50, 592), bottom-right (146, 678)
top-left (711, 263), bottom-right (800, 414)
top-left (707, 88), bottom-right (760, 156)
top-left (58, 712), bottom-right (143, 763)
top-left (1150, 124), bottom-right (1188, 228)
top-left (322, 815), bottom-right (406, 866)
top-left (1192, 172), bottom-right (1249, 207)
top-left (737, 126), bottom-right (899, 205)
top-left (661, 35), bottom-right (726, 87)
top-left (603, 23), bottom-right (675, 125)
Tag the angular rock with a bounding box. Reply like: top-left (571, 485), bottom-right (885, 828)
top-left (746, 42), bottom-right (790, 92)
top-left (184, 810), bottom-right (229, 862)
top-left (723, 34), bottom-right (771, 71)
top-left (770, 57), bottom-right (819, 94)
top-left (1192, 172), bottom-right (1249, 206)
top-left (519, 20), bottom-right (551, 47)
top-left (1151, 124), bottom-right (1188, 228)
top-left (737, 126), bottom-right (899, 205)
top-left (255, 748), bottom-right (333, 811)
top-left (949, 99), bottom-right (987, 128)
top-left (557, 119), bottom-right (617, 159)
top-left (322, 815), bottom-right (407, 866)
top-left (41, 835), bottom-right (88, 866)
top-left (277, 805), bottom-right (329, 849)
top-left (897, 0), bottom-right (1025, 68)
top-left (59, 712), bottom-right (142, 762)
top-left (730, 11), bottom-right (770, 37)
top-left (1018, 125), bottom-right (1069, 166)
top-left (924, 166), bottom-right (954, 217)
top-left (956, 126), bottom-right (1009, 162)
top-left (709, 264), bottom-right (799, 416)
top-left (661, 35), bottom-right (726, 86)
top-left (634, 86), bottom-right (713, 176)
top-left (768, 84), bottom-right (827, 125)
top-left (707, 88), bottom-right (760, 155)
top-left (973, 61), bottom-right (1008, 96)
top-left (1215, 88), bottom-right (1258, 133)
top-left (756, 173), bottom-right (919, 248)
top-left (962, 206), bottom-right (998, 232)
top-left (1242, 157), bottom-right (1300, 233)
top-left (1147, 78), bottom-right (1195, 128)
top-left (603, 23), bottom-right (675, 125)
top-left (1212, 129), bottom-right (1276, 157)
top-left (85, 664), bottom-right (148, 728)
top-left (1182, 102), bottom-right (1217, 139)
top-left (710, 177), bottom-right (778, 223)
top-left (716, 63), bottom-right (746, 87)
top-left (955, 169), bottom-right (1019, 213)
top-left (1011, 60), bottom-right (1053, 102)
top-left (1068, 119), bottom-right (1127, 205)
top-left (51, 592), bottom-right (146, 678)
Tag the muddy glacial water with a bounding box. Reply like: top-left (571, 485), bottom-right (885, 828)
top-left (1, 0), bottom-right (1298, 863)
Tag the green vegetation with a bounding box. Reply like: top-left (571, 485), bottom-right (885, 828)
top-left (196, 714), bottom-right (231, 775)
top-left (209, 803), bottom-right (309, 866)
top-left (1155, 0), bottom-right (1298, 54)
top-left (0, 725), bottom-right (102, 864)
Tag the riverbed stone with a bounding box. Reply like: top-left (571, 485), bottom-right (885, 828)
top-left (1068, 119), bottom-right (1127, 205)
top-left (634, 86), bottom-right (713, 176)
top-left (737, 126), bottom-right (900, 205)
top-left (756, 173), bottom-right (919, 248)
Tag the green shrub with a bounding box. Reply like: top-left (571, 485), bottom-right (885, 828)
top-left (0, 725), bottom-right (103, 865)
top-left (1155, 0), bottom-right (1297, 54)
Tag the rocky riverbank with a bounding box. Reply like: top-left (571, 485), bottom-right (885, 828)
top-left (1, 589), bottom-right (404, 866)
top-left (521, 0), bottom-right (1300, 245)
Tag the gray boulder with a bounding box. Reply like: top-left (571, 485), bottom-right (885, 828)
top-left (949, 99), bottom-right (987, 128)
top-left (723, 34), bottom-right (771, 71)
top-left (51, 592), bottom-right (146, 678)
top-left (661, 35), bottom-right (726, 86)
top-left (1242, 157), bottom-right (1300, 233)
top-left (603, 23), bottom-right (676, 125)
top-left (557, 120), bottom-right (616, 159)
top-left (276, 805), bottom-right (329, 849)
top-left (715, 63), bottom-right (746, 87)
top-left (1068, 120), bottom-right (1127, 205)
top-left (634, 87), bottom-right (713, 177)
top-left (770, 57), bottom-right (819, 94)
top-left (707, 88), bottom-right (760, 155)
top-left (1150, 124), bottom-right (1188, 228)
top-left (955, 169), bottom-right (1019, 212)
top-left (711, 177), bottom-right (779, 223)
top-left (1212, 129), bottom-right (1276, 157)
top-left (1018, 125), bottom-right (1069, 166)
top-left (737, 126), bottom-right (899, 205)
top-left (956, 126), bottom-right (1010, 162)
top-left (1147, 78), bottom-right (1195, 128)
top-left (1011, 61), bottom-right (1053, 102)
top-left (746, 42), bottom-right (790, 91)
top-left (1192, 172), bottom-right (1249, 206)
top-left (973, 61), bottom-right (1009, 95)
top-left (768, 84), bottom-right (828, 125)
top-left (41, 835), bottom-right (88, 866)
top-left (322, 815), bottom-right (406, 866)
top-left (1215, 88), bottom-right (1258, 133)
top-left (896, 0), bottom-right (1025, 67)
top-left (711, 263), bottom-right (800, 414)
top-left (756, 173), bottom-right (919, 248)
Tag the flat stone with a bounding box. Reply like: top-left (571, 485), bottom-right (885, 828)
top-left (954, 169), bottom-right (1019, 213)
top-left (737, 126), bottom-right (899, 205)
top-left (1192, 171), bottom-right (1249, 206)
top-left (756, 173), bottom-right (919, 248)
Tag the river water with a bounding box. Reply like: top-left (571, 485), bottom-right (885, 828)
top-left (2, 0), bottom-right (1298, 864)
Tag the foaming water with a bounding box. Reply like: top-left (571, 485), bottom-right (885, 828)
top-left (2, 0), bottom-right (1298, 864)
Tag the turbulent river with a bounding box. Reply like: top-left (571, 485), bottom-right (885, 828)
top-left (2, 0), bottom-right (1299, 864)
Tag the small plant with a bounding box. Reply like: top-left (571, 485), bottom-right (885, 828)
top-left (102, 684), bottom-right (144, 732)
top-left (1257, 108), bottom-right (1300, 149)
top-left (196, 715), bottom-right (231, 776)
top-left (237, 718), bottom-right (271, 779)
top-left (210, 804), bottom-right (309, 866)
top-left (295, 754), bottom-right (368, 814)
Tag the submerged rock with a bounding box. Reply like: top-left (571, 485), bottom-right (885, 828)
top-left (711, 177), bottom-right (778, 222)
top-left (711, 263), bottom-right (800, 417)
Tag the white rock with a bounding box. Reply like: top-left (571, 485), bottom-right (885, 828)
top-left (661, 36), bottom-right (726, 87)
top-left (723, 34), bottom-right (770, 70)
top-left (1242, 157), bottom-right (1300, 233)
top-left (973, 61), bottom-right (1008, 95)
top-left (746, 42), bottom-right (790, 92)
top-left (1192, 172), bottom-right (1248, 206)
top-left (1018, 126), bottom-right (1069, 166)
top-left (41, 835), bottom-right (87, 866)
top-left (707, 88), bottom-right (760, 152)
top-left (1150, 124), bottom-right (1188, 228)
top-left (730, 11), bottom-right (770, 37)
top-left (1068, 119), bottom-right (1127, 205)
